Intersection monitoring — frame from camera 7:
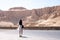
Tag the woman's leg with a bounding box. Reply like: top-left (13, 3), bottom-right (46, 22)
top-left (19, 25), bottom-right (23, 37)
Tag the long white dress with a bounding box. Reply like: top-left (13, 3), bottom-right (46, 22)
top-left (19, 25), bottom-right (23, 36)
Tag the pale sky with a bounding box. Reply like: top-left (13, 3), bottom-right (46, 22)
top-left (0, 0), bottom-right (60, 10)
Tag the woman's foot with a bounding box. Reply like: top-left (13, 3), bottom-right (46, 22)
top-left (19, 35), bottom-right (22, 37)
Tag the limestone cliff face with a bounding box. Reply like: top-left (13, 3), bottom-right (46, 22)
top-left (0, 6), bottom-right (60, 27)
top-left (24, 6), bottom-right (60, 27)
top-left (31, 6), bottom-right (60, 20)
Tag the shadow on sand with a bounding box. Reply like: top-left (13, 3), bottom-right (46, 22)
top-left (19, 36), bottom-right (28, 38)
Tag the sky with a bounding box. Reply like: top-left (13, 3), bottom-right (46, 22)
top-left (0, 0), bottom-right (60, 10)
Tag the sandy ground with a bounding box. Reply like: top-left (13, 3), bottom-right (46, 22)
top-left (0, 29), bottom-right (60, 40)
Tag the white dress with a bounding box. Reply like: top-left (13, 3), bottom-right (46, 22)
top-left (19, 25), bottom-right (23, 36)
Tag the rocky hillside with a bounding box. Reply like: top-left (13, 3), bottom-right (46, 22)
top-left (24, 6), bottom-right (60, 27)
top-left (0, 6), bottom-right (60, 27)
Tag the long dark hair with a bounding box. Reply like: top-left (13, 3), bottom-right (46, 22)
top-left (19, 19), bottom-right (22, 25)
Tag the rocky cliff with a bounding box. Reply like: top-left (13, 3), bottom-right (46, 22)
top-left (24, 6), bottom-right (60, 27)
top-left (0, 6), bottom-right (60, 27)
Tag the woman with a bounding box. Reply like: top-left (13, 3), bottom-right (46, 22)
top-left (19, 19), bottom-right (24, 37)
